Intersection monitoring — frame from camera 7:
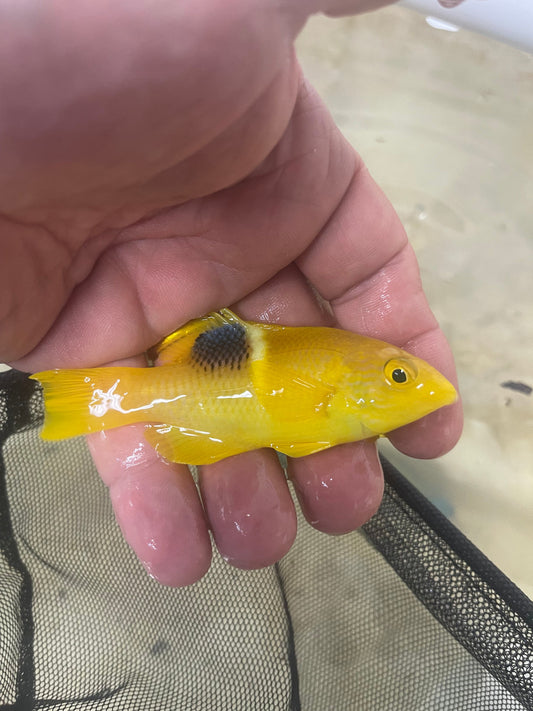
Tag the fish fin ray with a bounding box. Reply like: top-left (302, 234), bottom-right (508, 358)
top-left (218, 308), bottom-right (246, 325)
top-left (148, 312), bottom-right (228, 366)
top-left (30, 369), bottom-right (137, 440)
top-left (148, 310), bottom-right (247, 366)
top-left (30, 368), bottom-right (149, 440)
top-left (144, 423), bottom-right (247, 465)
top-left (30, 369), bottom-right (97, 440)
top-left (271, 440), bottom-right (334, 458)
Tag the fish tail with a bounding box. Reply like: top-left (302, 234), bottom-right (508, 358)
top-left (30, 368), bottom-right (142, 440)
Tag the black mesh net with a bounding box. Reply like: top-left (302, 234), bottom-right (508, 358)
top-left (1, 368), bottom-right (532, 710)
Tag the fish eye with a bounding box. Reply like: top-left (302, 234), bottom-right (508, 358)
top-left (392, 368), bottom-right (407, 383)
top-left (384, 358), bottom-right (417, 387)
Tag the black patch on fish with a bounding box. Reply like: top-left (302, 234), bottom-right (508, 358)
top-left (500, 380), bottom-right (532, 396)
top-left (191, 322), bottom-right (249, 372)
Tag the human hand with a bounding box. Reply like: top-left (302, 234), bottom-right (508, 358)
top-left (2, 0), bottom-right (462, 586)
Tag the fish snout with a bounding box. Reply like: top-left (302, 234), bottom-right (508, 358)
top-left (416, 360), bottom-right (458, 408)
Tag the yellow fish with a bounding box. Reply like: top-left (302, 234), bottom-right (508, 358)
top-left (30, 309), bottom-right (457, 465)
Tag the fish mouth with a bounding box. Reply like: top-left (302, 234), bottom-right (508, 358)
top-left (416, 359), bottom-right (458, 409)
top-left (416, 379), bottom-right (458, 419)
top-left (433, 379), bottom-right (459, 408)
top-left (374, 378), bottom-right (458, 437)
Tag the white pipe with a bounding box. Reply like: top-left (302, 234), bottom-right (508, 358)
top-left (399, 0), bottom-right (533, 54)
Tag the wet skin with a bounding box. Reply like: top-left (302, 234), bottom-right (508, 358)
top-left (1, 0), bottom-right (463, 585)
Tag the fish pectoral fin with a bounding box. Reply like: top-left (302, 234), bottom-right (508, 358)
top-left (271, 440), bottom-right (334, 458)
top-left (252, 360), bottom-right (335, 421)
top-left (144, 423), bottom-right (246, 465)
top-left (148, 310), bottom-right (239, 366)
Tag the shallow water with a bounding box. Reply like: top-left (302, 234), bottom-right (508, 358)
top-left (297, 7), bottom-right (533, 597)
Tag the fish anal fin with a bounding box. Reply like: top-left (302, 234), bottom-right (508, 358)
top-left (145, 423), bottom-right (335, 464)
top-left (144, 423), bottom-right (246, 465)
top-left (271, 440), bottom-right (334, 458)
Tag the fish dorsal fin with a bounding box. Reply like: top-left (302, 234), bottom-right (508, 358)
top-left (144, 423), bottom-right (247, 465)
top-left (147, 310), bottom-right (244, 366)
top-left (217, 308), bottom-right (245, 325)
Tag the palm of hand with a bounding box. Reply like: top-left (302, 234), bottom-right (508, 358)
top-left (1, 3), bottom-right (462, 585)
